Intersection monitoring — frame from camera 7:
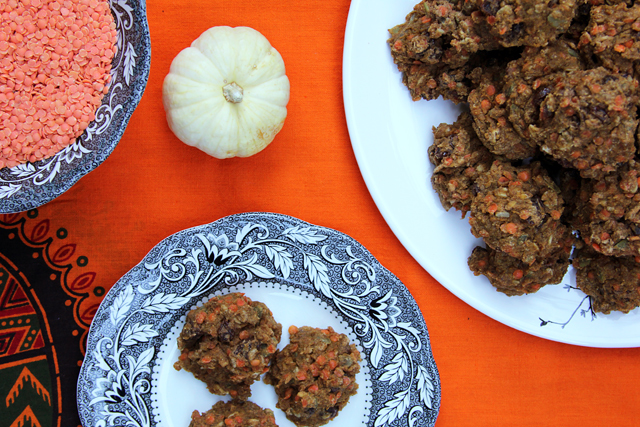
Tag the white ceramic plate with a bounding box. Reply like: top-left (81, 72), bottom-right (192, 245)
top-left (77, 213), bottom-right (440, 427)
top-left (342, 0), bottom-right (640, 347)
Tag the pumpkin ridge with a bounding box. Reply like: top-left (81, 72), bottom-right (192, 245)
top-left (163, 80), bottom-right (221, 110)
top-left (243, 77), bottom-right (290, 107)
top-left (171, 47), bottom-right (226, 86)
top-left (169, 96), bottom-right (226, 120)
top-left (237, 50), bottom-right (287, 88)
top-left (168, 106), bottom-right (211, 139)
top-left (236, 99), bottom-right (286, 138)
top-left (192, 34), bottom-right (236, 81)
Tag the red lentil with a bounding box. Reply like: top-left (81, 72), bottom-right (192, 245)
top-left (0, 0), bottom-right (117, 169)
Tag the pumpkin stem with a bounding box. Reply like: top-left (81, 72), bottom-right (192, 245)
top-left (223, 82), bottom-right (244, 103)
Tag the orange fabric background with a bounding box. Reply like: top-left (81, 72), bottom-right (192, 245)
top-left (30, 0), bottom-right (640, 425)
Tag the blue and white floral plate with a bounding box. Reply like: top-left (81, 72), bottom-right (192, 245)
top-left (77, 212), bottom-right (441, 427)
top-left (0, 0), bottom-right (151, 213)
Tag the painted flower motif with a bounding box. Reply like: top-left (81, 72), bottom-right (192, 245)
top-left (61, 140), bottom-right (91, 164)
top-left (91, 369), bottom-right (127, 405)
top-left (197, 233), bottom-right (241, 266)
top-left (370, 290), bottom-right (401, 330)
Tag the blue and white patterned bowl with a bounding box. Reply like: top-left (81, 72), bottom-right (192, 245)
top-left (0, 0), bottom-right (151, 213)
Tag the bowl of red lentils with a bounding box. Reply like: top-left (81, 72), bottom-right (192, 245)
top-left (0, 0), bottom-right (151, 213)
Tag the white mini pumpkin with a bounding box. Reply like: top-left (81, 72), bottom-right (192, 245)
top-left (163, 26), bottom-right (290, 158)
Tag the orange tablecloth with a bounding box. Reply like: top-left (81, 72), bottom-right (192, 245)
top-left (2, 1), bottom-right (640, 426)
